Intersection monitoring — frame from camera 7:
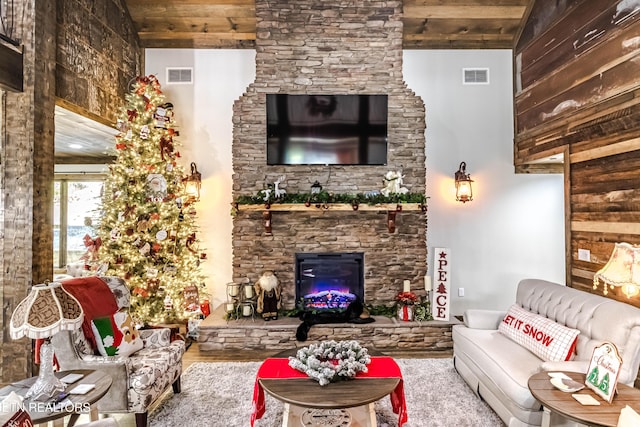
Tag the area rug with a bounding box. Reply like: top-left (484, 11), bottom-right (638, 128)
top-left (149, 358), bottom-right (505, 426)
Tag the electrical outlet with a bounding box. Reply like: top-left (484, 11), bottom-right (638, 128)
top-left (578, 249), bottom-right (591, 262)
top-left (458, 288), bottom-right (465, 297)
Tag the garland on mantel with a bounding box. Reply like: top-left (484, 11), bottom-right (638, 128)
top-left (233, 190), bottom-right (428, 207)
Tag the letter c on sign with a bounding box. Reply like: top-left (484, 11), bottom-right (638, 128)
top-left (436, 295), bottom-right (447, 306)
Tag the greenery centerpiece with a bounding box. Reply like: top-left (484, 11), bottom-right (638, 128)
top-left (288, 340), bottom-right (371, 386)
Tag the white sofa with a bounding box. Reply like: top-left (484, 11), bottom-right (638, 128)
top-left (452, 278), bottom-right (640, 427)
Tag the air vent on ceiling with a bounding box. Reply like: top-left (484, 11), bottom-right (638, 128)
top-left (462, 68), bottom-right (489, 85)
top-left (166, 67), bottom-right (193, 84)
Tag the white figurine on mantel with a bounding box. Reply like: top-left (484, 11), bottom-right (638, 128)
top-left (274, 175), bottom-right (287, 198)
top-left (381, 171), bottom-right (409, 196)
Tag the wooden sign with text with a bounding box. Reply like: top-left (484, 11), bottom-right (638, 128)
top-left (585, 342), bottom-right (622, 403)
top-left (433, 247), bottom-right (450, 321)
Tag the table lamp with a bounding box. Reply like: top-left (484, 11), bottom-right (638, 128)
top-left (10, 281), bottom-right (84, 401)
top-left (593, 242), bottom-right (640, 298)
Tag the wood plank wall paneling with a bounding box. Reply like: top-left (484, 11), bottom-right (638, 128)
top-left (567, 133), bottom-right (640, 310)
top-left (518, 0), bottom-right (629, 90)
top-left (56, 0), bottom-right (142, 124)
top-left (514, 0), bottom-right (640, 312)
top-left (516, 0), bottom-right (580, 50)
top-left (516, 16), bottom-right (640, 122)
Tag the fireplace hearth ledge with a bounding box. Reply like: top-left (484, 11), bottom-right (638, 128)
top-left (197, 304), bottom-right (460, 355)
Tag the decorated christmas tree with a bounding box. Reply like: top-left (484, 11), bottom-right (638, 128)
top-left (97, 75), bottom-right (206, 325)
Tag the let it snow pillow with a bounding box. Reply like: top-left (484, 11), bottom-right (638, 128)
top-left (498, 304), bottom-right (580, 362)
top-left (91, 310), bottom-right (143, 357)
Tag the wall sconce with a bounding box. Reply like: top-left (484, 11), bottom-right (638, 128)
top-left (593, 242), bottom-right (640, 298)
top-left (183, 162), bottom-right (202, 202)
top-left (454, 161), bottom-right (474, 203)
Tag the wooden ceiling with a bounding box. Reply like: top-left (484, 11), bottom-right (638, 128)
top-left (124, 0), bottom-right (532, 50)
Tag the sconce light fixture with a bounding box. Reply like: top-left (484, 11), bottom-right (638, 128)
top-left (454, 162), bottom-right (474, 203)
top-left (593, 242), bottom-right (640, 298)
top-left (184, 162), bottom-right (202, 202)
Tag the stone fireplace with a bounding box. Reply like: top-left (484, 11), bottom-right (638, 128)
top-left (231, 0), bottom-right (428, 308)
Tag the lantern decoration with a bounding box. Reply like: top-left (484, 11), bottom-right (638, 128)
top-left (311, 180), bottom-right (323, 194)
top-left (184, 162), bottom-right (202, 203)
top-left (454, 161), bottom-right (474, 203)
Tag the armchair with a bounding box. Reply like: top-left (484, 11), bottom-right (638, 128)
top-left (51, 276), bottom-right (184, 427)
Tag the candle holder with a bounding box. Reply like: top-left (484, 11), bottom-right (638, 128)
top-left (240, 282), bottom-right (256, 321)
top-left (225, 282), bottom-right (242, 321)
top-left (227, 282), bottom-right (240, 298)
top-left (238, 301), bottom-right (255, 321)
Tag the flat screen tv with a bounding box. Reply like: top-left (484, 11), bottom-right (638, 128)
top-left (266, 94), bottom-right (388, 165)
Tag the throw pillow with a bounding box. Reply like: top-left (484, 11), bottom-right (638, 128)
top-left (498, 304), bottom-right (580, 362)
top-left (0, 392), bottom-right (31, 427)
top-left (91, 310), bottom-right (143, 357)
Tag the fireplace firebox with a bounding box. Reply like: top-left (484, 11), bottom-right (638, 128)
top-left (295, 252), bottom-right (365, 312)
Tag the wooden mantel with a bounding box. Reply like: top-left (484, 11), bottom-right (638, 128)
top-left (234, 203), bottom-right (427, 234)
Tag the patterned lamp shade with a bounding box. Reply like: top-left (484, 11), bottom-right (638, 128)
top-left (10, 281), bottom-right (84, 339)
top-left (593, 242), bottom-right (640, 299)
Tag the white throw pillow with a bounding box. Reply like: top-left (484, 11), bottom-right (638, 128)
top-left (91, 310), bottom-right (143, 358)
top-left (498, 304), bottom-right (580, 362)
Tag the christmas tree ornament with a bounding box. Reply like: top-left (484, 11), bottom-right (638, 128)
top-left (140, 125), bottom-right (150, 139)
top-left (110, 228), bottom-right (121, 240)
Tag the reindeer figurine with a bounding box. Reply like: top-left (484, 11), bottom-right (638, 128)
top-left (274, 175), bottom-right (287, 198)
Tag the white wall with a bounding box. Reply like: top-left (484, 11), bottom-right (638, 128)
top-left (404, 50), bottom-right (565, 313)
top-left (145, 49), bottom-right (256, 308)
top-left (146, 48), bottom-right (565, 314)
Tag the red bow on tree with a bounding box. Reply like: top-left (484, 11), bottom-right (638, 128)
top-left (186, 233), bottom-right (197, 253)
top-left (159, 135), bottom-right (174, 160)
top-left (127, 109), bottom-right (138, 121)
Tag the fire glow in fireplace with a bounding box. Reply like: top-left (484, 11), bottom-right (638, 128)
top-left (295, 252), bottom-right (365, 312)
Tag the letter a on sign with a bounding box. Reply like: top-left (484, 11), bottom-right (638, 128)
top-left (433, 247), bottom-right (450, 321)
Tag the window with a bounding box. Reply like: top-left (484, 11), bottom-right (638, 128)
top-left (53, 177), bottom-right (104, 269)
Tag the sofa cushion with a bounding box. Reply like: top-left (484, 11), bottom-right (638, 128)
top-left (498, 304), bottom-right (579, 362)
top-left (453, 325), bottom-right (543, 413)
top-left (91, 310), bottom-right (144, 358)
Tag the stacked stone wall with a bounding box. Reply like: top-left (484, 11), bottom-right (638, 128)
top-left (232, 0), bottom-right (427, 307)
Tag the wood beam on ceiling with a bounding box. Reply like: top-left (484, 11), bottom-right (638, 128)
top-left (54, 155), bottom-right (116, 165)
top-left (127, 4), bottom-right (255, 20)
top-left (139, 37), bottom-right (256, 49)
top-left (403, 5), bottom-right (526, 20)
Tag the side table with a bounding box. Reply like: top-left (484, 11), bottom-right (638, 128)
top-left (0, 369), bottom-right (112, 426)
top-left (528, 371), bottom-right (640, 427)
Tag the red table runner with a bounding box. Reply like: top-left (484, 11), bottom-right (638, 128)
top-left (250, 356), bottom-right (407, 426)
